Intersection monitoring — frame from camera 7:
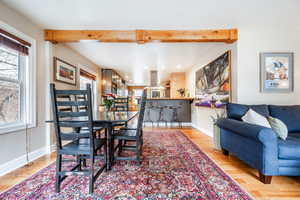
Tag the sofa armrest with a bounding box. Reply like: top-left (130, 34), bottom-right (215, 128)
top-left (217, 118), bottom-right (279, 175)
top-left (216, 118), bottom-right (277, 144)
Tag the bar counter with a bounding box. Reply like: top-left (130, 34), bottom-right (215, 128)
top-left (147, 97), bottom-right (194, 101)
top-left (144, 98), bottom-right (193, 124)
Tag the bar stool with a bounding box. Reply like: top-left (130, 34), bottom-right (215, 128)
top-left (144, 102), bottom-right (155, 127)
top-left (168, 105), bottom-right (182, 128)
top-left (157, 105), bottom-right (168, 127)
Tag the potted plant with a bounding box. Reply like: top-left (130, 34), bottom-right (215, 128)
top-left (211, 109), bottom-right (226, 150)
top-left (177, 88), bottom-right (187, 97)
top-left (103, 99), bottom-right (113, 112)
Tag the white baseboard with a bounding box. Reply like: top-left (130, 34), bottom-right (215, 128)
top-left (191, 123), bottom-right (213, 137)
top-left (0, 146), bottom-right (51, 177)
top-left (50, 144), bottom-right (56, 153)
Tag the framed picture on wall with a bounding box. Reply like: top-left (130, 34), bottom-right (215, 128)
top-left (54, 57), bottom-right (77, 86)
top-left (260, 52), bottom-right (293, 93)
top-left (195, 50), bottom-right (231, 108)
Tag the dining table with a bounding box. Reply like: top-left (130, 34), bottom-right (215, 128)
top-left (46, 111), bottom-right (138, 170)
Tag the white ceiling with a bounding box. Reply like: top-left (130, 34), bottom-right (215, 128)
top-left (2, 0), bottom-right (300, 85)
top-left (3, 0), bottom-right (298, 30)
top-left (67, 42), bottom-right (223, 84)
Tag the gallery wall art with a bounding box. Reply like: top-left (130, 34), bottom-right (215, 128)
top-left (54, 57), bottom-right (77, 86)
top-left (260, 52), bottom-right (293, 93)
top-left (195, 51), bottom-right (231, 108)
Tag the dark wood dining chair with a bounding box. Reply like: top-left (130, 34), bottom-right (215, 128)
top-left (112, 90), bottom-right (146, 165)
top-left (50, 83), bottom-right (107, 194)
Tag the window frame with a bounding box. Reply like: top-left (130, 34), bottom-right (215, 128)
top-left (0, 21), bottom-right (37, 134)
top-left (79, 70), bottom-right (97, 110)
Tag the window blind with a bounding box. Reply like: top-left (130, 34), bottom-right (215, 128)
top-left (0, 29), bottom-right (31, 56)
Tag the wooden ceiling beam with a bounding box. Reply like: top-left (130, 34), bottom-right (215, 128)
top-left (44, 29), bottom-right (238, 44)
top-left (44, 30), bottom-right (136, 43)
top-left (140, 29), bottom-right (238, 43)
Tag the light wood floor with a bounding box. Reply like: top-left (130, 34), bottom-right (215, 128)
top-left (1, 127), bottom-right (300, 200)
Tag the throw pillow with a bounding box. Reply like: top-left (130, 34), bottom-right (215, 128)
top-left (242, 109), bottom-right (271, 128)
top-left (267, 116), bottom-right (288, 140)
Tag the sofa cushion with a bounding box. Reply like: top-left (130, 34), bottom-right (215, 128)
top-left (269, 105), bottom-right (300, 133)
top-left (242, 109), bottom-right (271, 128)
top-left (267, 116), bottom-right (288, 140)
top-left (226, 103), bottom-right (269, 120)
top-left (278, 133), bottom-right (300, 159)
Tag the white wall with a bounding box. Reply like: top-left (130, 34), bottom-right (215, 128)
top-left (48, 43), bottom-right (102, 146)
top-left (186, 44), bottom-right (237, 135)
top-left (187, 28), bottom-right (300, 136)
top-left (237, 29), bottom-right (300, 104)
top-left (0, 3), bottom-right (47, 175)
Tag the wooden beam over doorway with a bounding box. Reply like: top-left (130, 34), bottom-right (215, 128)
top-left (44, 29), bottom-right (238, 44)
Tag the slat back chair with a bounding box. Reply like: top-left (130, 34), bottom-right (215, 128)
top-left (137, 90), bottom-right (147, 138)
top-left (111, 97), bottom-right (130, 130)
top-left (74, 94), bottom-right (104, 135)
top-left (75, 95), bottom-right (88, 112)
top-left (113, 89), bottom-right (147, 165)
top-left (50, 83), bottom-right (106, 194)
top-left (113, 97), bottom-right (129, 112)
top-left (57, 95), bottom-right (73, 112)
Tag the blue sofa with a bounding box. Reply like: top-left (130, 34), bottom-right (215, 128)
top-left (216, 103), bottom-right (300, 184)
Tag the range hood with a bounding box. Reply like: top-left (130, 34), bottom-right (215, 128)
top-left (148, 70), bottom-right (166, 98)
top-left (150, 70), bottom-right (158, 87)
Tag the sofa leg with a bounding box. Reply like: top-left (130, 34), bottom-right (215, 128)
top-left (259, 172), bottom-right (272, 184)
top-left (221, 148), bottom-right (229, 156)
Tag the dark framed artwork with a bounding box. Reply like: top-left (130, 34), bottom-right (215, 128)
top-left (195, 51), bottom-right (231, 108)
top-left (54, 57), bottom-right (77, 86)
top-left (260, 52), bottom-right (293, 93)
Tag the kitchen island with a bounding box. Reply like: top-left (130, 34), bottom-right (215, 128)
top-left (144, 98), bottom-right (193, 126)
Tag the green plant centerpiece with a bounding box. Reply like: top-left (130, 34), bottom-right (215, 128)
top-left (103, 99), bottom-right (113, 111)
top-left (211, 109), bottom-right (226, 150)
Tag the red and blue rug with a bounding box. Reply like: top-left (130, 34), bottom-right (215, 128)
top-left (0, 130), bottom-right (252, 199)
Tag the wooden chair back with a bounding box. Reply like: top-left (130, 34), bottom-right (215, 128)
top-left (136, 89), bottom-right (147, 137)
top-left (50, 83), bottom-right (94, 150)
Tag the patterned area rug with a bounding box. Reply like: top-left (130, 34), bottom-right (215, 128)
top-left (0, 130), bottom-right (252, 200)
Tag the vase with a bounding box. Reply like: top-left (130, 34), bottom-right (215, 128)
top-left (105, 107), bottom-right (110, 112)
top-left (213, 124), bottom-right (221, 150)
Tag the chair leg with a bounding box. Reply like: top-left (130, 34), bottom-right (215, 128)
top-left (139, 136), bottom-right (144, 153)
top-left (111, 139), bottom-right (115, 163)
top-left (88, 155), bottom-right (95, 194)
top-left (83, 159), bottom-right (87, 167)
top-left (136, 140), bottom-right (142, 165)
top-left (117, 140), bottom-right (123, 156)
top-left (55, 154), bottom-right (62, 193)
top-left (77, 155), bottom-right (82, 171)
top-left (259, 172), bottom-right (272, 184)
top-left (103, 141), bottom-right (107, 171)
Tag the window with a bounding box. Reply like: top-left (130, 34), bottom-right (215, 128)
top-left (79, 69), bottom-right (97, 108)
top-left (0, 24), bottom-right (36, 134)
top-left (133, 89), bottom-right (143, 97)
top-left (132, 89), bottom-right (143, 104)
top-left (0, 46), bottom-right (23, 124)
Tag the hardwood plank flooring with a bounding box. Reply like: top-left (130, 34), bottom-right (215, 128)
top-left (1, 127), bottom-right (300, 200)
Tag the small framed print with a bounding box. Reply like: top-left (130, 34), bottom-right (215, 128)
top-left (260, 52), bottom-right (293, 93)
top-left (54, 57), bottom-right (77, 86)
